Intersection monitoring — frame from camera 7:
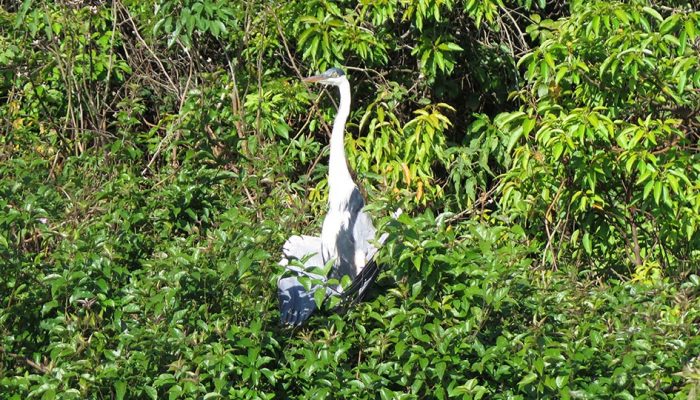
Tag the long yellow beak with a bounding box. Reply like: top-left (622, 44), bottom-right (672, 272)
top-left (302, 75), bottom-right (325, 83)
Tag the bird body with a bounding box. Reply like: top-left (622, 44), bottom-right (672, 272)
top-left (320, 74), bottom-right (356, 277)
top-left (306, 68), bottom-right (377, 285)
top-left (321, 186), bottom-right (375, 282)
top-left (277, 67), bottom-right (380, 325)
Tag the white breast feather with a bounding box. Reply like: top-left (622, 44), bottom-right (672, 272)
top-left (321, 209), bottom-right (350, 265)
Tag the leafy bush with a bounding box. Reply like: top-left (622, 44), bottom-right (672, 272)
top-left (1, 0), bottom-right (699, 399)
top-left (496, 1), bottom-right (700, 273)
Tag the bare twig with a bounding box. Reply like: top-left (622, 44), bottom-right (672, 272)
top-left (224, 50), bottom-right (247, 152)
top-left (273, 14), bottom-right (303, 79)
top-left (542, 179), bottom-right (567, 269)
top-left (141, 113), bottom-right (188, 175)
top-left (100, 0), bottom-right (118, 128)
top-left (498, 5), bottom-right (530, 56)
top-left (0, 349), bottom-right (50, 374)
top-left (445, 184), bottom-right (499, 224)
top-left (117, 1), bottom-right (178, 95)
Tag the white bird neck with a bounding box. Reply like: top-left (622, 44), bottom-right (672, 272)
top-left (328, 78), bottom-right (354, 203)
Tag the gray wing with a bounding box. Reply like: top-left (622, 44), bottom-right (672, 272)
top-left (278, 276), bottom-right (329, 325)
top-left (349, 187), bottom-right (377, 274)
top-left (338, 208), bottom-right (402, 309)
top-left (277, 235), bottom-right (328, 325)
top-left (327, 187), bottom-right (375, 282)
top-left (277, 207), bottom-right (400, 324)
top-left (281, 235), bottom-right (324, 269)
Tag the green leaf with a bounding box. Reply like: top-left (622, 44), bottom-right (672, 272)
top-left (115, 381), bottom-right (126, 400)
top-left (522, 117), bottom-right (536, 136)
top-left (659, 15), bottom-right (680, 34)
top-left (168, 385), bottom-right (183, 400)
top-left (444, 42), bottom-right (464, 52)
top-left (678, 70), bottom-right (687, 94)
top-left (435, 361), bottom-right (446, 380)
top-left (518, 372), bottom-right (538, 387)
top-left (685, 19), bottom-right (697, 40)
top-left (143, 386), bottom-right (157, 400)
top-left (582, 232), bottom-right (592, 254)
top-left (314, 286), bottom-right (326, 309)
top-left (624, 154), bottom-right (636, 172)
top-left (641, 7), bottom-right (663, 23)
top-left (653, 181), bottom-right (662, 204)
top-left (506, 126), bottom-right (525, 154)
top-left (14, 0), bottom-right (33, 28)
top-left (380, 388), bottom-right (394, 400)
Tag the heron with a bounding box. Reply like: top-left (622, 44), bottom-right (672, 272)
top-left (277, 67), bottom-right (389, 325)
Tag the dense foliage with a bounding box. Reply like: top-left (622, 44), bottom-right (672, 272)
top-left (1, 0), bottom-right (699, 398)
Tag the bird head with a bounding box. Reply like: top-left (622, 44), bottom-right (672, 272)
top-left (302, 67), bottom-right (346, 86)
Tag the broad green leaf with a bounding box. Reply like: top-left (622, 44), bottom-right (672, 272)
top-left (582, 232), bottom-right (592, 254)
top-left (114, 381), bottom-right (126, 400)
top-left (518, 372), bottom-right (538, 387)
top-left (641, 7), bottom-right (663, 23)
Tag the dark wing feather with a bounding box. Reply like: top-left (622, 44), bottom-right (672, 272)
top-left (335, 231), bottom-right (388, 312)
top-left (278, 276), bottom-right (321, 325)
top-left (338, 208), bottom-right (402, 310)
top-left (278, 210), bottom-right (401, 324)
top-left (277, 235), bottom-right (327, 326)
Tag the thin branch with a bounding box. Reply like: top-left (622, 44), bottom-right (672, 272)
top-left (116, 0), bottom-right (178, 95)
top-left (542, 179), bottom-right (567, 269)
